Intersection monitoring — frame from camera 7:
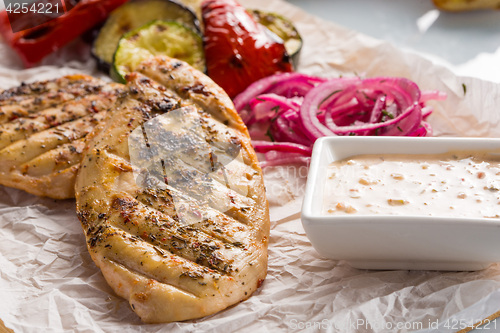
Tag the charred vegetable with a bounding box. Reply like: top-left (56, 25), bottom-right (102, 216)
top-left (202, 0), bottom-right (293, 99)
top-left (0, 0), bottom-right (128, 67)
top-left (250, 9), bottom-right (302, 69)
top-left (92, 0), bottom-right (200, 71)
top-left (112, 20), bottom-right (204, 83)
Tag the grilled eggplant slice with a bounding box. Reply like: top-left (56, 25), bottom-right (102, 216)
top-left (92, 0), bottom-right (201, 71)
top-left (76, 56), bottom-right (269, 323)
top-left (112, 20), bottom-right (205, 83)
top-left (250, 9), bottom-right (303, 68)
top-left (170, 0), bottom-right (203, 23)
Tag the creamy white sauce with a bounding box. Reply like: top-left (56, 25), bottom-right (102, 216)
top-left (323, 151), bottom-right (500, 218)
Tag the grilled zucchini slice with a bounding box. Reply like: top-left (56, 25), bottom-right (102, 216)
top-left (250, 9), bottom-right (303, 68)
top-left (92, 0), bottom-right (200, 71)
top-left (112, 20), bottom-right (205, 83)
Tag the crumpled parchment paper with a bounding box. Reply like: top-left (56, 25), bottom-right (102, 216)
top-left (1, 0), bottom-right (500, 332)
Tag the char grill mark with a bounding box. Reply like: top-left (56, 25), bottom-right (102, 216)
top-left (135, 56), bottom-right (244, 129)
top-left (84, 151), bottom-right (250, 275)
top-left (19, 138), bottom-right (86, 177)
top-left (0, 75), bottom-right (105, 123)
top-left (102, 257), bottom-right (200, 298)
top-left (100, 239), bottom-right (224, 298)
top-left (93, 150), bottom-right (253, 248)
top-left (124, 82), bottom-right (257, 224)
top-left (0, 75), bottom-right (124, 198)
top-left (96, 148), bottom-right (253, 247)
top-left (136, 188), bottom-right (251, 243)
top-left (0, 112), bottom-right (105, 167)
top-left (106, 194), bottom-right (242, 275)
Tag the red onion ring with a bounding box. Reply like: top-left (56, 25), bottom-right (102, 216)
top-left (252, 140), bottom-right (313, 155)
top-left (233, 72), bottom-right (326, 111)
top-left (234, 73), bottom-right (446, 167)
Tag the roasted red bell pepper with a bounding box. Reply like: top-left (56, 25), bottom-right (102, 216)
top-left (202, 0), bottom-right (293, 99)
top-left (0, 0), bottom-right (128, 67)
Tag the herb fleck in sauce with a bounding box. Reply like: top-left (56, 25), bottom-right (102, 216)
top-left (324, 150), bottom-right (500, 218)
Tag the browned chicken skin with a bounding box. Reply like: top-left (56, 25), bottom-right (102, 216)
top-left (0, 75), bottom-right (124, 199)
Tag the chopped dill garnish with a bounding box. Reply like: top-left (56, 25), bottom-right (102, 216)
top-left (266, 128), bottom-right (275, 142)
top-left (381, 110), bottom-right (394, 119)
top-left (319, 90), bottom-right (342, 107)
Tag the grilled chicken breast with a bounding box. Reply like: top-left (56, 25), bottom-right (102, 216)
top-left (0, 75), bottom-right (123, 199)
top-left (75, 56), bottom-right (270, 323)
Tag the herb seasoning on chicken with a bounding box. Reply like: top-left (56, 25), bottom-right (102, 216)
top-left (75, 56), bottom-right (270, 323)
top-left (0, 75), bottom-right (124, 198)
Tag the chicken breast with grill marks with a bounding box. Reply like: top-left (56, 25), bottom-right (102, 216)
top-left (75, 57), bottom-right (270, 323)
top-left (0, 75), bottom-right (124, 199)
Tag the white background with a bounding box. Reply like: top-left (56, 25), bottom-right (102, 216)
top-left (287, 0), bottom-right (500, 83)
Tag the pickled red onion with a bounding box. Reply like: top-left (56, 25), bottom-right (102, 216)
top-left (234, 73), bottom-right (446, 166)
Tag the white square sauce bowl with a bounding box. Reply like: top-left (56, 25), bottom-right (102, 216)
top-left (301, 136), bottom-right (500, 271)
